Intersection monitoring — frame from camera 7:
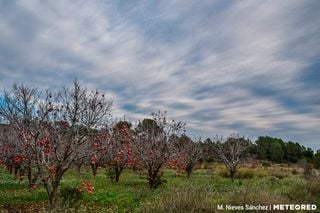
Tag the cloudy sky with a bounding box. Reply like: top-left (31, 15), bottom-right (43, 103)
top-left (0, 0), bottom-right (319, 149)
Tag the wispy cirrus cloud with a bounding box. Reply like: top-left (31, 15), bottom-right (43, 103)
top-left (0, 0), bottom-right (319, 149)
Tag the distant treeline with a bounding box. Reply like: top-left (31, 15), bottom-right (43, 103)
top-left (202, 136), bottom-right (320, 167)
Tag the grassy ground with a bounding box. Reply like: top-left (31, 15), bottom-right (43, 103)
top-left (0, 164), bottom-right (319, 212)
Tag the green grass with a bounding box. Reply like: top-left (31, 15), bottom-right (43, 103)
top-left (0, 165), bottom-right (319, 212)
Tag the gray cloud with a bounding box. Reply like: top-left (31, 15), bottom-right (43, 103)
top-left (0, 0), bottom-right (319, 149)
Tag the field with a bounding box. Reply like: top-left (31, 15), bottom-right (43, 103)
top-left (0, 163), bottom-right (319, 212)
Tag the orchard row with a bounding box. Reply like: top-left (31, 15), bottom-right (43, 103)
top-left (0, 81), bottom-right (318, 210)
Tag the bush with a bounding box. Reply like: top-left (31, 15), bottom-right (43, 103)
top-left (216, 167), bottom-right (229, 178)
top-left (59, 186), bottom-right (83, 209)
top-left (254, 168), bottom-right (269, 178)
top-left (236, 168), bottom-right (255, 179)
top-left (216, 166), bottom-right (268, 179)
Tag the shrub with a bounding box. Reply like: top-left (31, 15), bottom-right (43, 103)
top-left (254, 168), bottom-right (269, 178)
top-left (236, 168), bottom-right (254, 179)
top-left (217, 166), bottom-right (268, 179)
top-left (216, 166), bottom-right (229, 178)
top-left (59, 186), bottom-right (83, 209)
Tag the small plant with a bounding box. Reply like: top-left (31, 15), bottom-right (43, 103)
top-left (81, 181), bottom-right (94, 193)
top-left (217, 166), bottom-right (230, 178)
top-left (217, 166), bottom-right (268, 179)
top-left (59, 181), bottom-right (94, 209)
top-left (59, 186), bottom-right (83, 209)
top-left (236, 168), bottom-right (255, 179)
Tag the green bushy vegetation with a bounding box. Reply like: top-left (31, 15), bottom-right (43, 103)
top-left (216, 165), bottom-right (268, 179)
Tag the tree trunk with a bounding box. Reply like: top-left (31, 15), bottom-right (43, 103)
top-left (186, 166), bottom-right (193, 178)
top-left (48, 186), bottom-right (58, 211)
top-left (43, 170), bottom-right (65, 211)
top-left (115, 167), bottom-right (123, 182)
top-left (27, 165), bottom-right (33, 191)
top-left (148, 167), bottom-right (161, 188)
top-left (230, 170), bottom-right (235, 182)
top-left (26, 164), bottom-right (39, 191)
top-left (115, 172), bottom-right (120, 182)
top-left (7, 162), bottom-right (13, 174)
top-left (148, 173), bottom-right (157, 188)
top-left (76, 163), bottom-right (82, 174)
top-left (91, 163), bottom-right (98, 176)
top-left (14, 164), bottom-right (20, 176)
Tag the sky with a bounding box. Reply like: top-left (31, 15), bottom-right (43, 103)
top-left (0, 0), bottom-right (319, 150)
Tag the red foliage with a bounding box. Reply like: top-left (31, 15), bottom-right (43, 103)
top-left (48, 166), bottom-right (57, 174)
top-left (81, 181), bottom-right (94, 193)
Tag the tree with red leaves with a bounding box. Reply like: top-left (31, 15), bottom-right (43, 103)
top-left (132, 111), bottom-right (185, 188)
top-left (170, 134), bottom-right (203, 178)
top-left (104, 121), bottom-right (135, 182)
top-left (0, 125), bottom-right (19, 174)
top-left (89, 130), bottom-right (109, 176)
top-left (0, 81), bottom-right (112, 210)
top-left (88, 121), bottom-right (136, 181)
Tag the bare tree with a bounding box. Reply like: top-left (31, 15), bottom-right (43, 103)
top-left (211, 134), bottom-right (250, 182)
top-left (0, 81), bottom-right (112, 210)
top-left (0, 84), bottom-right (44, 190)
top-left (132, 111), bottom-right (185, 188)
